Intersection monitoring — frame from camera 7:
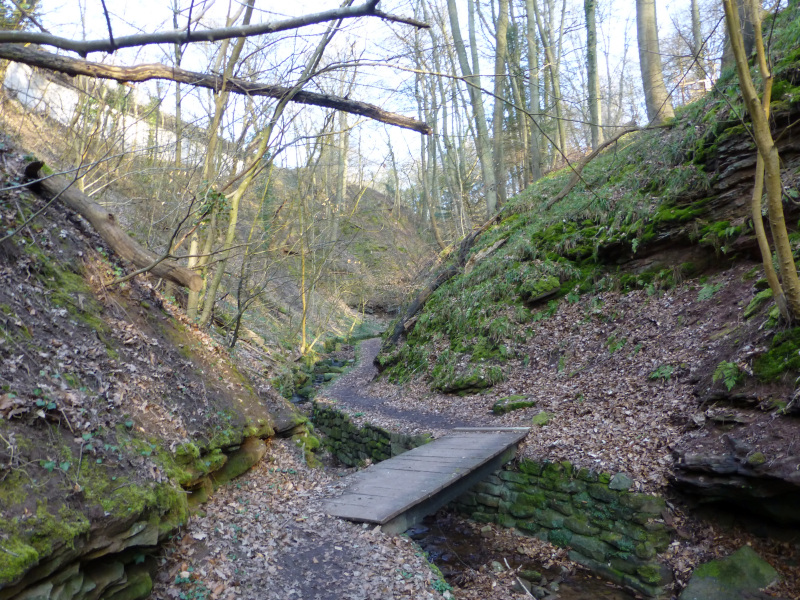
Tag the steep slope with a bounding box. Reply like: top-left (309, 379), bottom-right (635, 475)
top-left (0, 141), bottom-right (313, 599)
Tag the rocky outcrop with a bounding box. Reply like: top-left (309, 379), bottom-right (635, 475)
top-left (1, 510), bottom-right (178, 600)
top-left (672, 435), bottom-right (800, 525)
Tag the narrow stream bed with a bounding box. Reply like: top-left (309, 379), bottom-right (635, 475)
top-left (409, 512), bottom-right (635, 600)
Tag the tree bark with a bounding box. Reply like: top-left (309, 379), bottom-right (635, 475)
top-left (585, 0), bottom-right (603, 148)
top-left (0, 1), bottom-right (427, 54)
top-left (525, 0), bottom-right (543, 181)
top-left (723, 0), bottom-right (800, 318)
top-left (446, 0), bottom-right (498, 218)
top-left (23, 162), bottom-right (201, 291)
top-left (635, 0), bottom-right (674, 124)
top-left (492, 0), bottom-right (510, 207)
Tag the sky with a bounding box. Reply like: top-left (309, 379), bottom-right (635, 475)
top-left (31, 0), bottom-right (702, 177)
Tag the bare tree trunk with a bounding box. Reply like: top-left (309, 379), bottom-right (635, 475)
top-left (533, 0), bottom-right (566, 161)
top-left (333, 109), bottom-right (348, 246)
top-left (724, 0), bottom-right (800, 318)
top-left (198, 5), bottom-right (344, 329)
top-left (636, 0), bottom-right (674, 124)
top-left (721, 0), bottom-right (755, 72)
top-left (690, 0), bottom-right (704, 80)
top-left (172, 0), bottom-right (183, 167)
top-left (446, 0), bottom-right (498, 218)
top-left (492, 0), bottom-right (509, 207)
top-left (585, 0), bottom-right (603, 148)
top-left (525, 0), bottom-right (543, 181)
top-left (188, 1), bottom-right (254, 321)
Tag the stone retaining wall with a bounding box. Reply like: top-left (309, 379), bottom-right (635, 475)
top-left (451, 459), bottom-right (673, 598)
top-left (311, 402), bottom-right (431, 466)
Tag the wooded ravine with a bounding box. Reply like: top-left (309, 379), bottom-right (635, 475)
top-left (2, 1), bottom-right (800, 599)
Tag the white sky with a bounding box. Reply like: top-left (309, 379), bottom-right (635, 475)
top-left (34, 0), bottom-right (699, 177)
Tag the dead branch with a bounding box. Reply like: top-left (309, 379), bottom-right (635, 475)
top-left (0, 1), bottom-right (428, 55)
top-left (0, 45), bottom-right (431, 134)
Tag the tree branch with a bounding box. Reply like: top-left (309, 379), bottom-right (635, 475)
top-left (0, 45), bottom-right (431, 134)
top-left (0, 1), bottom-right (428, 55)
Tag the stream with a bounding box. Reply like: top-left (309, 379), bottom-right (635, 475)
top-left (409, 513), bottom-right (634, 599)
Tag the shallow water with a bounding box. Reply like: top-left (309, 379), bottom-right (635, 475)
top-left (409, 514), bottom-right (635, 600)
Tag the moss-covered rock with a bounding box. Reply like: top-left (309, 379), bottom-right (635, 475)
top-left (492, 395), bottom-right (536, 415)
top-left (679, 546), bottom-right (778, 600)
top-left (210, 437), bottom-right (267, 488)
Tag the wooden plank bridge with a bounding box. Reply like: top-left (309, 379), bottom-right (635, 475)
top-left (323, 427), bottom-right (529, 534)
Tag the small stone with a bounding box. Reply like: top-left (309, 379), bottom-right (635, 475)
top-left (491, 560), bottom-right (505, 573)
top-left (609, 472), bottom-right (633, 491)
top-left (531, 586), bottom-right (548, 599)
top-left (511, 578), bottom-right (532, 594)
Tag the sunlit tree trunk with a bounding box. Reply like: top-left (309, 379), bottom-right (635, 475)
top-left (636, 0), bottom-right (674, 124)
top-left (585, 0), bottom-right (603, 148)
top-left (446, 0), bottom-right (498, 218)
top-left (492, 0), bottom-right (509, 207)
top-left (724, 0), bottom-right (800, 319)
top-left (525, 0), bottom-right (543, 181)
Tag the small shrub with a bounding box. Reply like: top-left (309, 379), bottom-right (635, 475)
top-left (648, 364), bottom-right (674, 382)
top-left (698, 281), bottom-right (724, 301)
top-left (713, 361), bottom-right (742, 391)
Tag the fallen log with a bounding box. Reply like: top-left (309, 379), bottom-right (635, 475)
top-left (23, 162), bottom-right (202, 291)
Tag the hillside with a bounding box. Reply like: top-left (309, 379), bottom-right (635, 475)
top-left (0, 81), bottom-right (435, 355)
top-left (0, 138), bottom-right (325, 597)
top-left (2, 3), bottom-right (800, 599)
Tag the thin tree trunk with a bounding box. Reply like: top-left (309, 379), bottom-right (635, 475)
top-left (198, 5), bottom-right (344, 329)
top-left (724, 0), bottom-right (800, 318)
top-left (446, 0), bottom-right (498, 218)
top-left (492, 0), bottom-right (509, 207)
top-left (525, 0), bottom-right (543, 181)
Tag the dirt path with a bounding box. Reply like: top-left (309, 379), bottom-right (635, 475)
top-left (317, 338), bottom-right (481, 435)
top-left (151, 438), bottom-right (446, 600)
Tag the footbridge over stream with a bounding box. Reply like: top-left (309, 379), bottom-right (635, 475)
top-left (323, 427), bottom-right (530, 534)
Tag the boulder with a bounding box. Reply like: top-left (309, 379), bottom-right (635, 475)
top-left (679, 546), bottom-right (778, 600)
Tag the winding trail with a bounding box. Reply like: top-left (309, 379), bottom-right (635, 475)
top-left (149, 340), bottom-right (505, 600)
top-left (319, 338), bottom-right (480, 433)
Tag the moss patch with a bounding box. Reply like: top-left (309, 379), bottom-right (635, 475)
top-left (753, 328), bottom-right (800, 381)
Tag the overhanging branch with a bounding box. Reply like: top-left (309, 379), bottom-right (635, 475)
top-left (0, 1), bottom-right (428, 55)
top-left (0, 45), bottom-right (432, 134)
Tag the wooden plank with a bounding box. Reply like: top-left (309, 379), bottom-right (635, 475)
top-left (323, 430), bottom-right (529, 529)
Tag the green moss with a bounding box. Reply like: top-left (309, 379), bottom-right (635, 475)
top-left (532, 411), bottom-right (552, 426)
top-left (174, 442), bottom-right (201, 464)
top-left (0, 537), bottom-right (39, 586)
top-left (753, 328), bottom-right (800, 381)
top-left (492, 395), bottom-right (536, 415)
top-left (744, 288), bottom-right (773, 319)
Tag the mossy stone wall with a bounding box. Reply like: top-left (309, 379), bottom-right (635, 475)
top-left (311, 402), bottom-right (430, 466)
top-left (451, 459), bottom-right (673, 598)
